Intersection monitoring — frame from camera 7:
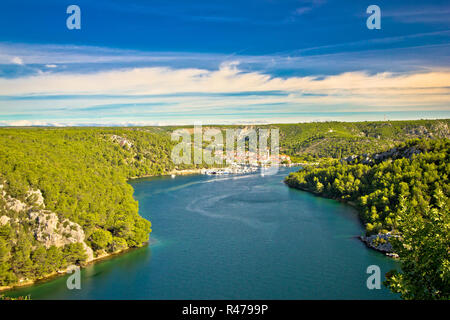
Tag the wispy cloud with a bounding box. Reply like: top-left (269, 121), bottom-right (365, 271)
top-left (1, 39), bottom-right (449, 79)
top-left (293, 7), bottom-right (312, 16)
top-left (11, 56), bottom-right (24, 65)
top-left (290, 0), bottom-right (326, 19)
top-left (0, 61), bottom-right (449, 126)
top-left (1, 61), bottom-right (449, 96)
top-left (383, 5), bottom-right (450, 24)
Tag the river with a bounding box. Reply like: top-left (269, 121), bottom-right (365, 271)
top-left (7, 167), bottom-right (398, 299)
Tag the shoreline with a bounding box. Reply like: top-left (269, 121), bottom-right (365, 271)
top-left (128, 164), bottom-right (305, 181)
top-left (283, 180), bottom-right (398, 258)
top-left (0, 241), bottom-right (153, 294)
top-left (2, 166), bottom-right (386, 295)
top-left (1, 167), bottom-right (220, 294)
top-left (127, 167), bottom-right (227, 180)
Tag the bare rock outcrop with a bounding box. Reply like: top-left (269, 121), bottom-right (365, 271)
top-left (28, 210), bottom-right (94, 261)
top-left (406, 122), bottom-right (449, 139)
top-left (111, 135), bottom-right (133, 149)
top-left (0, 186), bottom-right (94, 262)
top-left (360, 232), bottom-right (399, 257)
top-left (341, 145), bottom-right (422, 165)
top-left (1, 185), bottom-right (45, 212)
top-left (0, 215), bottom-right (10, 225)
top-left (26, 189), bottom-right (45, 207)
top-left (5, 195), bottom-right (27, 213)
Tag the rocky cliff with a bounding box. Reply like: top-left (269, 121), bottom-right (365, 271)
top-left (341, 144), bottom-right (422, 165)
top-left (0, 185), bottom-right (94, 262)
top-left (360, 232), bottom-right (399, 258)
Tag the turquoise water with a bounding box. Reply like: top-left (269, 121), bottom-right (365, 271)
top-left (7, 167), bottom-right (399, 299)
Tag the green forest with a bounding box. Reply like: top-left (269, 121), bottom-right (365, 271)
top-left (278, 119), bottom-right (449, 160)
top-left (0, 119), bottom-right (449, 299)
top-left (285, 138), bottom-right (449, 299)
top-left (0, 127), bottom-right (176, 287)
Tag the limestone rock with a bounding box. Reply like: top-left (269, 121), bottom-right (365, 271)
top-left (28, 210), bottom-right (94, 261)
top-left (340, 145), bottom-right (423, 165)
top-left (111, 135), bottom-right (133, 149)
top-left (26, 189), bottom-right (45, 208)
top-left (5, 197), bottom-right (28, 213)
top-left (360, 232), bottom-right (399, 254)
top-left (1, 186), bottom-right (94, 262)
top-left (0, 215), bottom-right (10, 225)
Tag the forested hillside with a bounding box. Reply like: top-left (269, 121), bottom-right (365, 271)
top-left (278, 119), bottom-right (449, 160)
top-left (0, 127), bottom-right (176, 287)
top-left (169, 119), bottom-right (450, 162)
top-left (0, 119), bottom-right (449, 292)
top-left (285, 139), bottom-right (449, 299)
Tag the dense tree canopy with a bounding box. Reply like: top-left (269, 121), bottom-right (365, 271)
top-left (0, 127), bottom-right (174, 286)
top-left (278, 119), bottom-right (449, 159)
top-left (285, 138), bottom-right (450, 299)
top-left (0, 121), bottom-right (448, 297)
top-left (384, 192), bottom-right (449, 299)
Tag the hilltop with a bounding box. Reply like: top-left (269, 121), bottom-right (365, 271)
top-left (277, 119), bottom-right (449, 160)
top-left (284, 138), bottom-right (449, 298)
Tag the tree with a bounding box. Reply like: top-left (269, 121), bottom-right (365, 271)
top-left (384, 192), bottom-right (450, 300)
top-left (0, 238), bottom-right (16, 285)
top-left (89, 229), bottom-right (113, 251)
top-left (110, 237), bottom-right (128, 252)
top-left (285, 138), bottom-right (450, 299)
top-left (62, 243), bottom-right (88, 265)
top-left (31, 246), bottom-right (48, 277)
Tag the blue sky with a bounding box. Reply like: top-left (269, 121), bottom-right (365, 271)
top-left (0, 0), bottom-right (449, 125)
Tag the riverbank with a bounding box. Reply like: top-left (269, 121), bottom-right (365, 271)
top-left (2, 166), bottom-right (259, 294)
top-left (128, 167), bottom-right (227, 180)
top-left (1, 167), bottom-right (215, 294)
top-left (0, 241), bottom-right (155, 293)
top-left (1, 166), bottom-right (400, 299)
top-left (283, 180), bottom-right (398, 258)
top-left (169, 168), bottom-right (226, 176)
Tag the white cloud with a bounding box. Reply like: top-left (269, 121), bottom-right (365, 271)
top-left (11, 56), bottom-right (24, 65)
top-left (0, 64), bottom-right (449, 109)
top-left (294, 7), bottom-right (312, 15)
top-left (0, 120), bottom-right (64, 127)
top-left (0, 56), bottom-right (449, 128)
